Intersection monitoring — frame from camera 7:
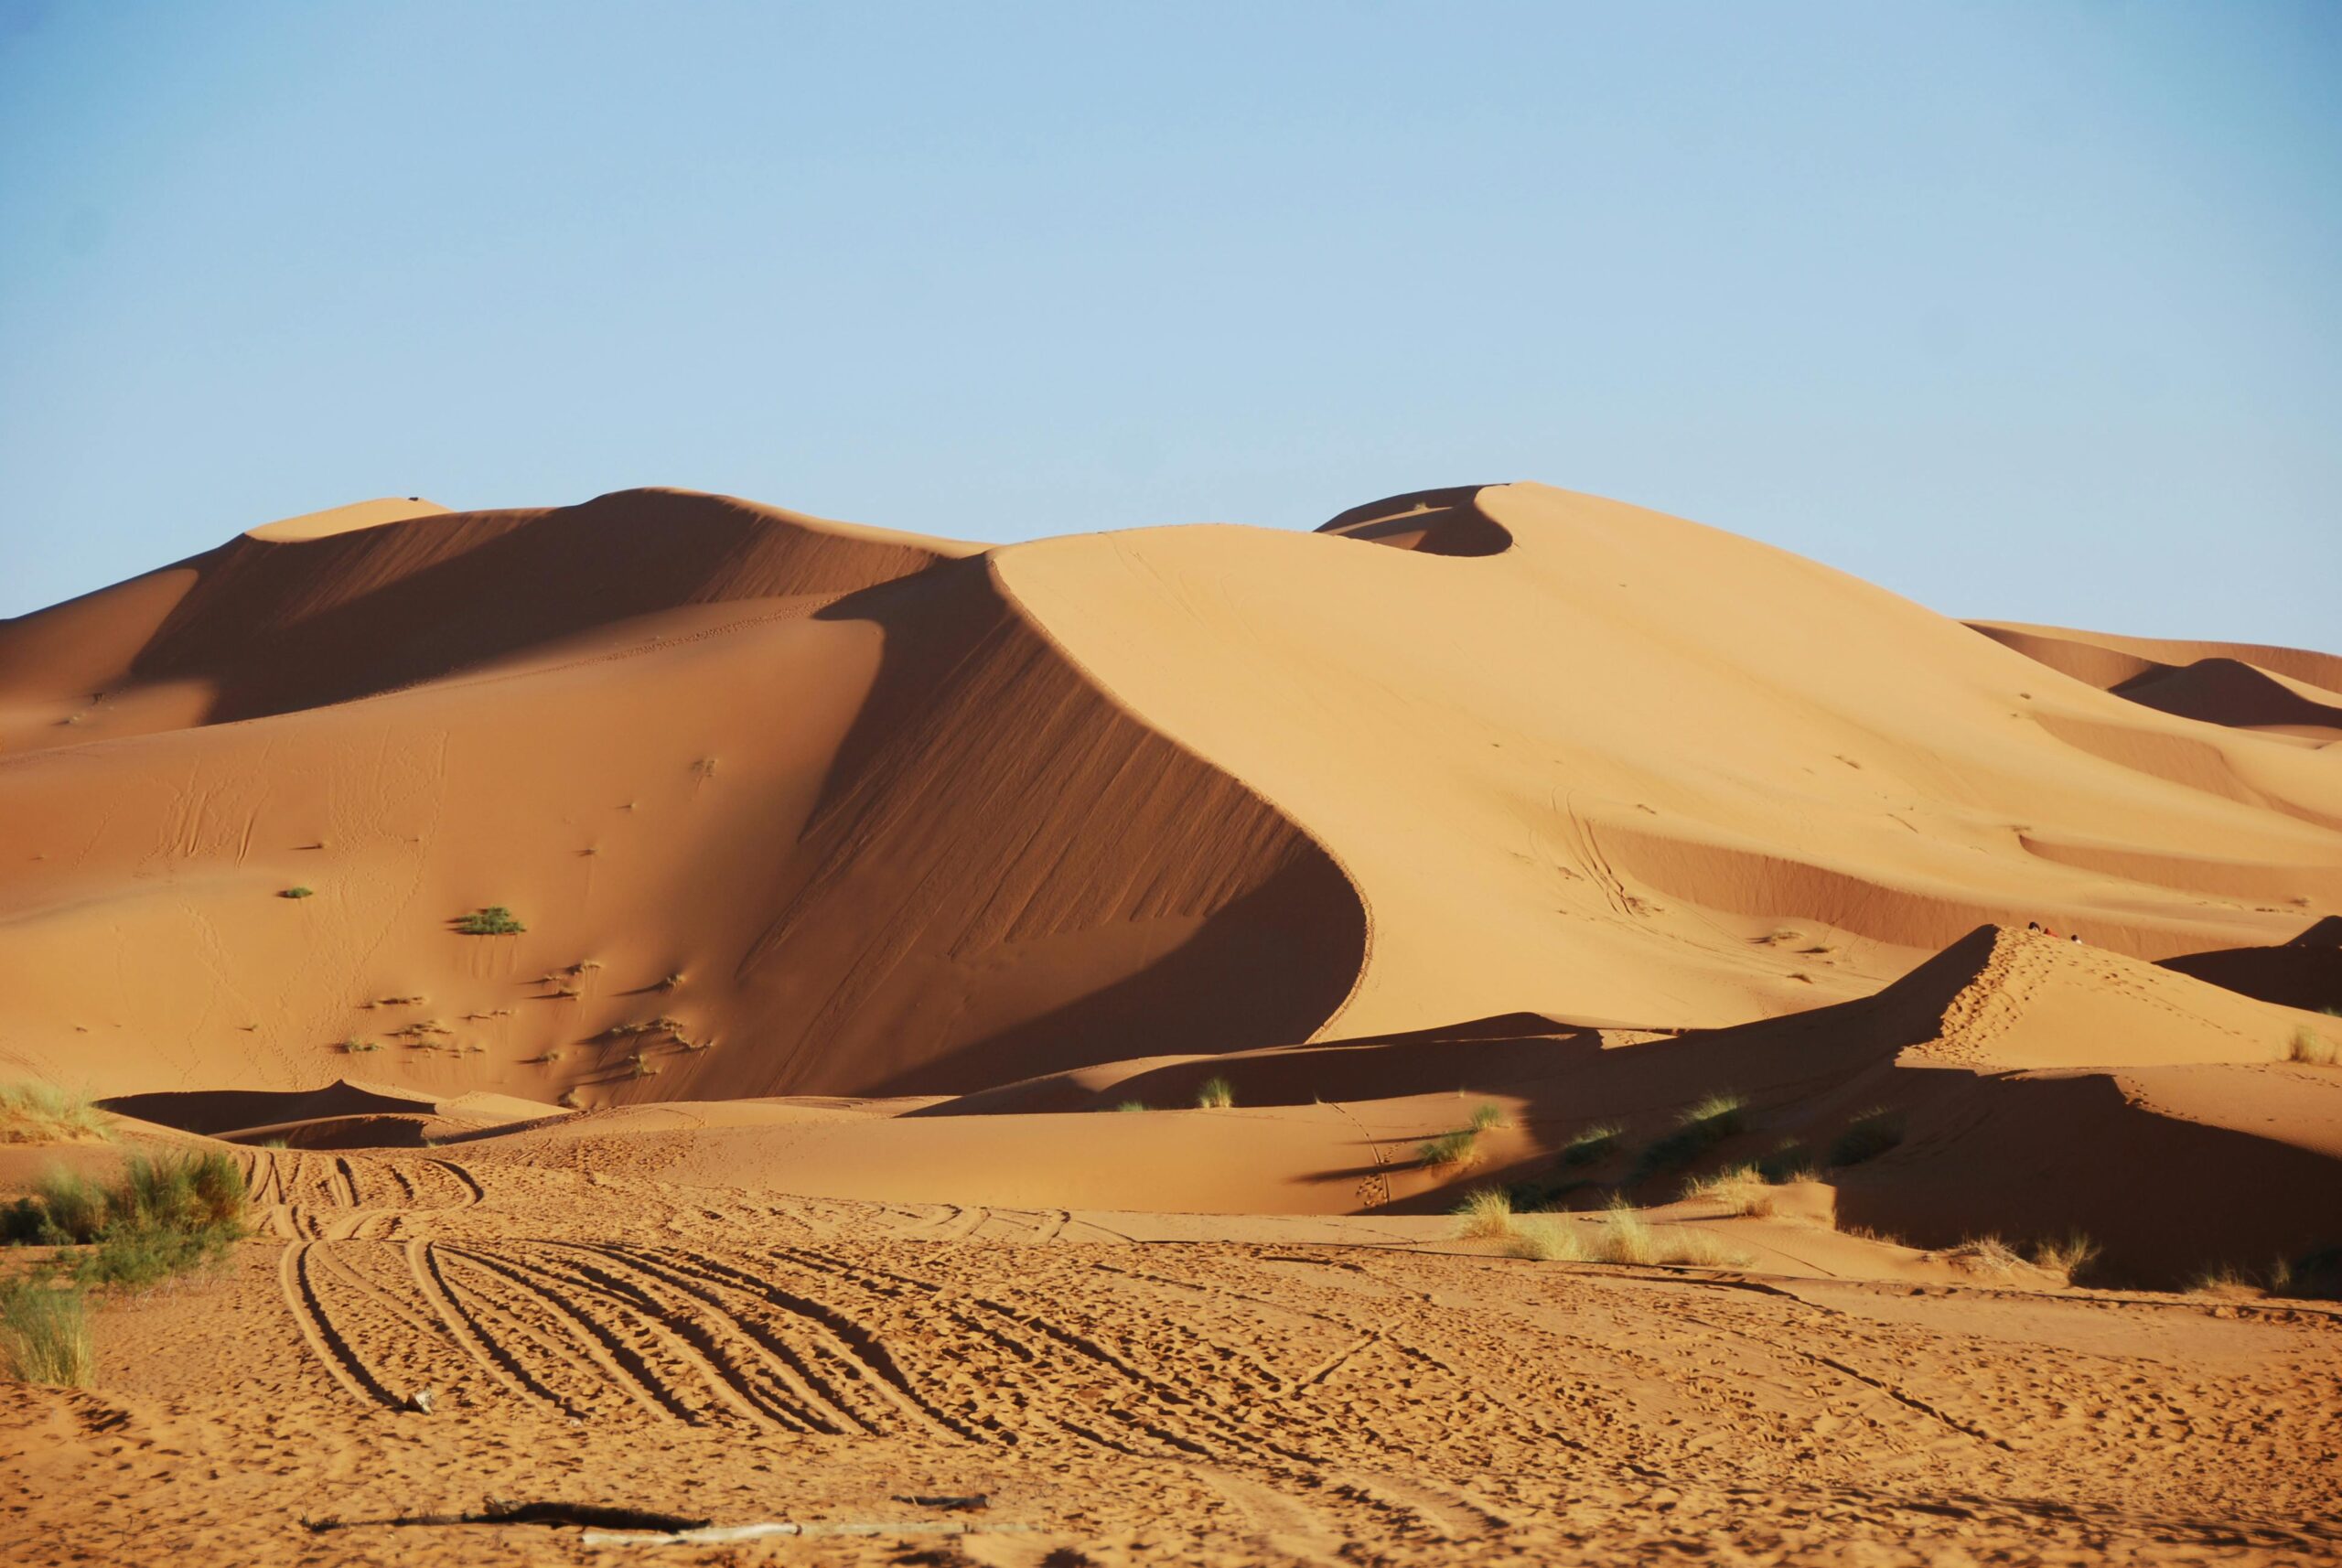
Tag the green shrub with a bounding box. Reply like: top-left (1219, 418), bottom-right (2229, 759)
top-left (4, 1153), bottom-right (250, 1292)
top-left (1417, 1129), bottom-right (1480, 1168)
top-left (454, 906), bottom-right (526, 936)
top-left (1112, 1100), bottom-right (1147, 1112)
top-left (1196, 1077), bottom-right (1234, 1110)
top-left (1466, 1102), bottom-right (1506, 1133)
top-left (1560, 1122), bottom-right (1621, 1167)
top-left (1827, 1109), bottom-right (1904, 1167)
top-left (1628, 1093), bottom-right (1746, 1182)
top-left (1755, 1142), bottom-right (1816, 1184)
top-left (0, 1279), bottom-right (91, 1387)
top-left (278, 886), bottom-right (314, 899)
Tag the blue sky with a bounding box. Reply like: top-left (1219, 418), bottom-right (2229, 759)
top-left (2, 2), bottom-right (2335, 645)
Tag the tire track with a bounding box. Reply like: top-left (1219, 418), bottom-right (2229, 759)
top-left (278, 1242), bottom-right (403, 1409)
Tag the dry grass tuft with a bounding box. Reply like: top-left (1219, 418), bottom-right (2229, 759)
top-left (2029, 1231), bottom-right (2101, 1286)
top-left (1196, 1077), bottom-right (1235, 1110)
top-left (0, 1279), bottom-right (91, 1387)
top-left (1417, 1129), bottom-right (1482, 1168)
top-left (1584, 1198), bottom-right (1748, 1267)
top-left (2289, 1027), bottom-right (2337, 1067)
top-left (1681, 1165), bottom-right (1776, 1217)
top-left (1452, 1187), bottom-right (1519, 1240)
top-left (1499, 1217), bottom-right (1580, 1262)
top-left (0, 1084), bottom-right (112, 1145)
top-left (1561, 1122), bottom-right (1622, 1167)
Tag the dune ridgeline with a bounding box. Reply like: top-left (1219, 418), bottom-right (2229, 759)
top-left (2, 481), bottom-right (2336, 1288)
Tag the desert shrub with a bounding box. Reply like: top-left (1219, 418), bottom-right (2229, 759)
top-left (1681, 1164), bottom-right (1775, 1217)
top-left (1941, 1235), bottom-right (2025, 1275)
top-left (1417, 1129), bottom-right (1481, 1168)
top-left (1453, 1187), bottom-right (1518, 1240)
top-left (1628, 1093), bottom-right (1746, 1182)
top-left (0, 1083), bottom-right (112, 1145)
top-left (1499, 1217), bottom-right (1580, 1262)
top-left (2272, 1245), bottom-right (2342, 1301)
top-left (2029, 1231), bottom-right (2100, 1286)
top-left (1196, 1077), bottom-right (1234, 1110)
top-left (31, 1169), bottom-right (110, 1243)
top-left (1581, 1197), bottom-right (1751, 1267)
top-left (279, 886), bottom-right (314, 899)
top-left (4, 1154), bottom-right (249, 1290)
top-left (454, 906), bottom-right (526, 936)
top-left (341, 1038), bottom-right (381, 1055)
top-left (1560, 1122), bottom-right (1621, 1167)
top-left (1755, 1142), bottom-right (1816, 1184)
top-left (0, 1279), bottom-right (91, 1387)
top-left (2289, 1027), bottom-right (2337, 1067)
top-left (2188, 1262), bottom-right (2256, 1295)
top-left (1827, 1109), bottom-right (1903, 1167)
top-left (627, 1051), bottom-right (660, 1079)
top-left (1112, 1100), bottom-right (1147, 1113)
top-left (1467, 1102), bottom-right (1506, 1133)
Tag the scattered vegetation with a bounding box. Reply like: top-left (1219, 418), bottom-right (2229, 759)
top-left (1499, 1217), bottom-right (1577, 1262)
top-left (626, 1051), bottom-right (661, 1079)
top-left (1112, 1101), bottom-right (1147, 1113)
top-left (1827, 1108), bottom-right (1904, 1167)
top-left (1628, 1092), bottom-right (1746, 1183)
top-left (0, 1083), bottom-right (112, 1145)
top-left (454, 906), bottom-right (526, 936)
top-left (1452, 1187), bottom-right (1519, 1240)
top-left (1754, 1141), bottom-right (1816, 1184)
top-left (2029, 1231), bottom-right (2101, 1286)
top-left (2289, 1027), bottom-right (2337, 1067)
top-left (1196, 1077), bottom-right (1235, 1110)
top-left (1583, 1197), bottom-right (1749, 1268)
top-left (0, 1278), bottom-right (91, 1387)
top-left (1680, 1164), bottom-right (1775, 1218)
top-left (2, 1153), bottom-right (250, 1293)
top-left (1467, 1101), bottom-right (1507, 1133)
top-left (1560, 1122), bottom-right (1621, 1167)
top-left (278, 886), bottom-right (314, 900)
top-left (1417, 1129), bottom-right (1482, 1168)
top-left (340, 1038), bottom-right (381, 1055)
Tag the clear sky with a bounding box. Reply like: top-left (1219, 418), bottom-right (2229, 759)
top-left (2, 2), bottom-right (2336, 645)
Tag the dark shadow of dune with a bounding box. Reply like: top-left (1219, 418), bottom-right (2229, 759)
top-left (1315, 485), bottom-right (1511, 557)
top-left (124, 489), bottom-right (958, 725)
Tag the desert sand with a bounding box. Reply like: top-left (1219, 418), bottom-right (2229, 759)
top-left (1, 482), bottom-right (2337, 1565)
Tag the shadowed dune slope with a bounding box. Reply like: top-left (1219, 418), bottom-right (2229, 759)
top-left (1972, 620), bottom-right (2342, 741)
top-left (0, 488), bottom-right (976, 751)
top-left (998, 482), bottom-right (2342, 1036)
top-left (0, 518), bottom-right (1364, 1101)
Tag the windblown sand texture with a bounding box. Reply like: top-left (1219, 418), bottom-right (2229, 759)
top-left (1, 482), bottom-right (2337, 1565)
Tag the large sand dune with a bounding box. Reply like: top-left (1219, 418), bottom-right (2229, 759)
top-left (4, 480), bottom-right (2339, 1563)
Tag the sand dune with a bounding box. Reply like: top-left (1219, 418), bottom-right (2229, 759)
top-left (5, 479), bottom-right (2339, 1563)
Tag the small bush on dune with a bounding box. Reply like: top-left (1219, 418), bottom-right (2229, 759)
top-left (1417, 1129), bottom-right (1481, 1168)
top-left (0, 1279), bottom-right (91, 1387)
top-left (1827, 1109), bottom-right (1903, 1167)
top-left (1628, 1093), bottom-right (1746, 1183)
top-left (3, 1153), bottom-right (250, 1290)
top-left (2289, 1027), bottom-right (2337, 1067)
top-left (1584, 1197), bottom-right (1751, 1268)
top-left (1681, 1165), bottom-right (1776, 1217)
top-left (0, 1083), bottom-right (112, 1145)
top-left (2029, 1231), bottom-right (2100, 1286)
top-left (1499, 1217), bottom-right (1580, 1262)
top-left (1196, 1078), bottom-right (1235, 1110)
top-left (1112, 1100), bottom-right (1147, 1113)
top-left (454, 906), bottom-right (526, 936)
top-left (278, 886), bottom-right (314, 900)
top-left (1467, 1102), bottom-right (1507, 1133)
top-left (1561, 1122), bottom-right (1621, 1167)
top-left (1453, 1187), bottom-right (1519, 1240)
top-left (1755, 1142), bottom-right (1816, 1184)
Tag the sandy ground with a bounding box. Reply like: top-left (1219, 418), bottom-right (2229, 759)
top-left (3, 1147), bottom-right (2338, 1567)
